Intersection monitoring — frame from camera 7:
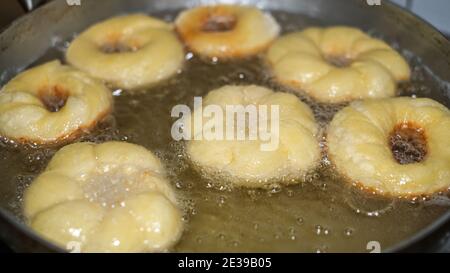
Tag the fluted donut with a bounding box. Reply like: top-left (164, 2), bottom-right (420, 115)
top-left (175, 5), bottom-right (280, 58)
top-left (24, 142), bottom-right (183, 253)
top-left (67, 14), bottom-right (184, 90)
top-left (267, 26), bottom-right (411, 103)
top-left (0, 60), bottom-right (112, 144)
top-left (186, 85), bottom-right (320, 187)
top-left (327, 97), bottom-right (450, 197)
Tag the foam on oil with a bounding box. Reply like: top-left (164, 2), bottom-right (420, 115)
top-left (0, 10), bottom-right (448, 252)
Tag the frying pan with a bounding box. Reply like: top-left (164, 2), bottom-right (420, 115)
top-left (0, 0), bottom-right (449, 252)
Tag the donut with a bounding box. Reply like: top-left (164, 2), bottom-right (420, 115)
top-left (175, 5), bottom-right (280, 58)
top-left (66, 14), bottom-right (184, 90)
top-left (327, 97), bottom-right (450, 197)
top-left (24, 142), bottom-right (183, 253)
top-left (186, 85), bottom-right (320, 187)
top-left (0, 60), bottom-right (112, 144)
top-left (266, 26), bottom-right (411, 103)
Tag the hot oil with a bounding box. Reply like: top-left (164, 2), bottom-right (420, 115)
top-left (0, 11), bottom-right (449, 252)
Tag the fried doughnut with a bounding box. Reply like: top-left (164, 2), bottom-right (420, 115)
top-left (24, 142), bottom-right (183, 253)
top-left (175, 5), bottom-right (280, 58)
top-left (267, 26), bottom-right (411, 103)
top-left (186, 85), bottom-right (320, 187)
top-left (327, 97), bottom-right (450, 197)
top-left (0, 60), bottom-right (112, 144)
top-left (66, 14), bottom-right (184, 90)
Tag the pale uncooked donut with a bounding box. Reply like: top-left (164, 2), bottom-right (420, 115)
top-left (0, 60), bottom-right (112, 144)
top-left (267, 26), bottom-right (411, 103)
top-left (24, 141), bottom-right (183, 253)
top-left (186, 85), bottom-right (320, 187)
top-left (175, 5), bottom-right (280, 58)
top-left (67, 14), bottom-right (184, 90)
top-left (327, 97), bottom-right (450, 197)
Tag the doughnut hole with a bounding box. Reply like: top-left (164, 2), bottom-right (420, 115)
top-left (325, 55), bottom-right (353, 68)
top-left (38, 85), bottom-right (69, 112)
top-left (201, 13), bottom-right (237, 32)
top-left (99, 34), bottom-right (141, 53)
top-left (389, 122), bottom-right (428, 164)
top-left (100, 42), bottom-right (139, 53)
